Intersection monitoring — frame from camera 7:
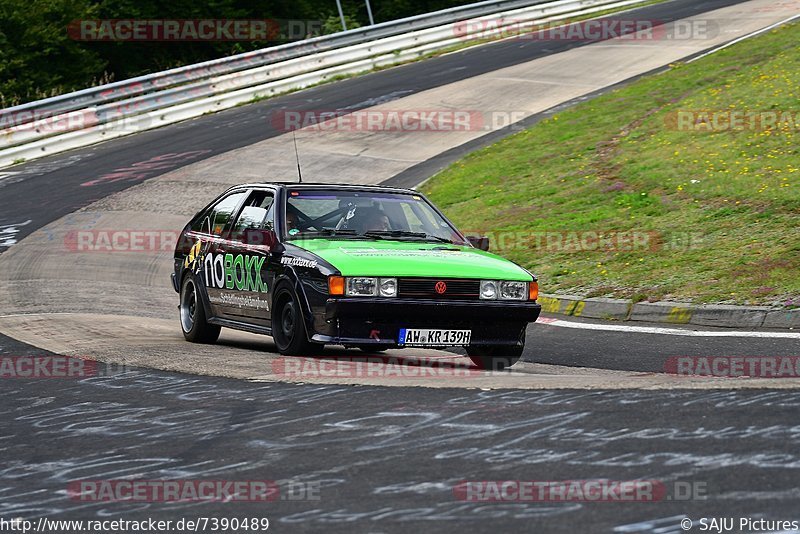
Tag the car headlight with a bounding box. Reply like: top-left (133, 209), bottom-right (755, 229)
top-left (346, 277), bottom-right (377, 296)
top-left (499, 281), bottom-right (527, 300)
top-left (378, 278), bottom-right (397, 297)
top-left (481, 280), bottom-right (528, 300)
top-left (344, 277), bottom-right (397, 297)
top-left (480, 280), bottom-right (498, 300)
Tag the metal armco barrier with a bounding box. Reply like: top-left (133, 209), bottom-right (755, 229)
top-left (0, 0), bottom-right (652, 168)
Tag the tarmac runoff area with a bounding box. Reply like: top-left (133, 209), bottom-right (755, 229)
top-left (1, 312), bottom-right (800, 389)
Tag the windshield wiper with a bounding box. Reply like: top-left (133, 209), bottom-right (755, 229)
top-left (294, 228), bottom-right (361, 238)
top-left (362, 230), bottom-right (454, 244)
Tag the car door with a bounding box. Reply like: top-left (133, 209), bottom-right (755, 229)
top-left (195, 190), bottom-right (249, 319)
top-left (213, 189), bottom-right (277, 327)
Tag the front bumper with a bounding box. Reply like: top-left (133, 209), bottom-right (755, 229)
top-left (314, 297), bottom-right (540, 346)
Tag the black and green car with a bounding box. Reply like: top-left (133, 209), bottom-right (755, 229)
top-left (172, 183), bottom-right (540, 369)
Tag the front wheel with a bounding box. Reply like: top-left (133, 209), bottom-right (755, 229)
top-left (272, 285), bottom-right (322, 355)
top-left (466, 330), bottom-right (526, 370)
top-left (180, 275), bottom-right (221, 343)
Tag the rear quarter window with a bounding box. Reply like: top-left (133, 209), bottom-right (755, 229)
top-left (192, 191), bottom-right (247, 235)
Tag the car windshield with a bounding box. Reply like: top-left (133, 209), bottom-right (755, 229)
top-left (285, 189), bottom-right (466, 245)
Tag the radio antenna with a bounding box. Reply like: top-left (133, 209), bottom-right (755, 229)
top-left (292, 130), bottom-right (303, 183)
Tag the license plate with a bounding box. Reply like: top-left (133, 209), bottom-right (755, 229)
top-left (398, 328), bottom-right (472, 346)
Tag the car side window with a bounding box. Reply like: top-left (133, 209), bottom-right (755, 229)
top-left (207, 191), bottom-right (248, 236)
top-left (263, 201), bottom-right (276, 231)
top-left (232, 191), bottom-right (275, 234)
top-left (189, 208), bottom-right (213, 234)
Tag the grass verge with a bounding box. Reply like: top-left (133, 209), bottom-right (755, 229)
top-left (422, 21), bottom-right (800, 306)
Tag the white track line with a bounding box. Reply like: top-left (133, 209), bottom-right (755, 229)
top-left (2, 312), bottom-right (797, 339)
top-left (537, 317), bottom-right (800, 338)
top-left (688, 13), bottom-right (800, 63)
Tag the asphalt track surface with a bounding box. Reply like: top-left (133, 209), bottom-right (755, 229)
top-left (522, 317), bottom-right (800, 373)
top-left (2, 0), bottom-right (800, 531)
top-left (3, 333), bottom-right (800, 532)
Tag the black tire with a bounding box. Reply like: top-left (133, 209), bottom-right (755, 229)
top-left (180, 275), bottom-right (221, 344)
top-left (272, 284), bottom-right (322, 355)
top-left (466, 330), bottom-right (526, 370)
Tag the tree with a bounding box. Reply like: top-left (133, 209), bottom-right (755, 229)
top-left (0, 0), bottom-right (106, 105)
top-left (322, 14), bottom-right (361, 34)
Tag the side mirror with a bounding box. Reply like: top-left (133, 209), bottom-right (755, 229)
top-left (243, 228), bottom-right (280, 249)
top-left (466, 235), bottom-right (490, 251)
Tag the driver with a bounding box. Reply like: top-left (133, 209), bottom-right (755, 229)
top-left (358, 209), bottom-right (391, 233)
top-left (285, 210), bottom-right (299, 233)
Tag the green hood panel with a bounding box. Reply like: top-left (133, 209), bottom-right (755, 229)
top-left (293, 239), bottom-right (532, 281)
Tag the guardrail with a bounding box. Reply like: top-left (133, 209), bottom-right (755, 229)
top-left (0, 0), bottom-right (652, 168)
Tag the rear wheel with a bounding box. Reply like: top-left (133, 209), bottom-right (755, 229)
top-left (466, 330), bottom-right (526, 370)
top-left (272, 285), bottom-right (322, 355)
top-left (180, 275), bottom-right (221, 343)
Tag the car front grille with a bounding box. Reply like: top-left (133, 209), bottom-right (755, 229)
top-left (397, 278), bottom-right (480, 300)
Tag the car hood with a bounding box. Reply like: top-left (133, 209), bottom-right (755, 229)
top-left (292, 239), bottom-right (532, 281)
